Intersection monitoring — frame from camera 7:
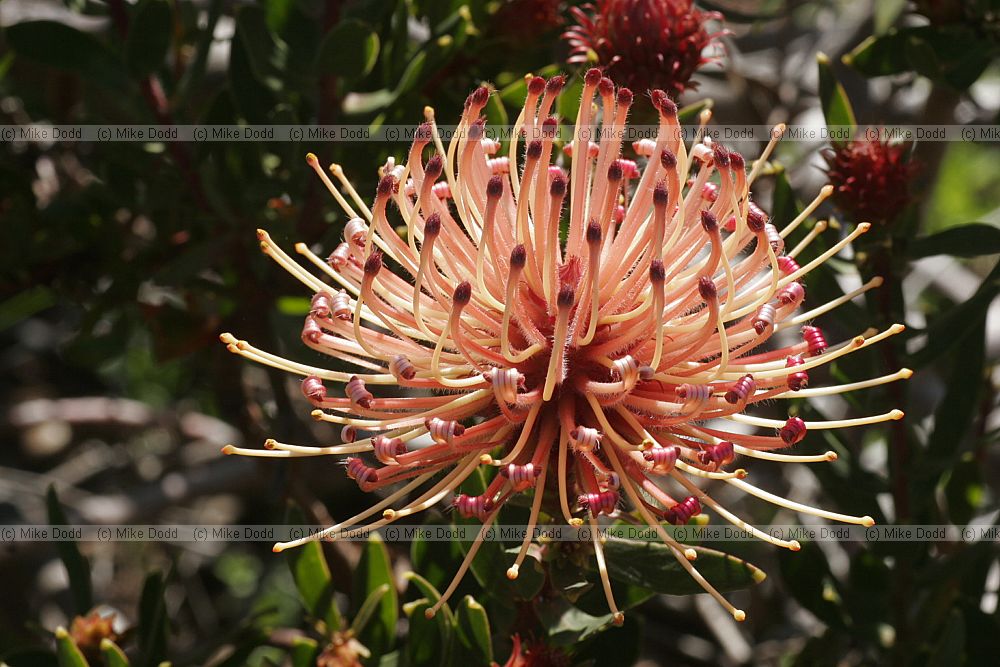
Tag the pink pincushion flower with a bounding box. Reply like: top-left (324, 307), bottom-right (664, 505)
top-left (563, 0), bottom-right (724, 98)
top-left (222, 71), bottom-right (906, 624)
top-left (824, 137), bottom-right (920, 224)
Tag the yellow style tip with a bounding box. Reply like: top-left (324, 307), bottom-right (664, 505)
top-left (861, 516), bottom-right (875, 527)
top-left (733, 609), bottom-right (747, 622)
top-left (506, 566), bottom-right (519, 580)
top-left (612, 612), bottom-right (625, 626)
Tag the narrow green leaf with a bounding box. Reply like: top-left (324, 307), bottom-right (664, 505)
top-left (125, 0), bottom-right (171, 76)
top-left (289, 636), bottom-right (319, 667)
top-left (909, 223), bottom-right (1000, 259)
top-left (677, 99), bottom-right (712, 124)
top-left (911, 316), bottom-right (988, 513)
top-left (403, 572), bottom-right (453, 625)
top-left (137, 572), bottom-right (168, 667)
top-left (316, 19), bottom-right (379, 80)
top-left (351, 534), bottom-right (397, 656)
top-left (394, 50), bottom-right (427, 97)
top-left (817, 53), bottom-right (856, 145)
top-left (46, 486), bottom-right (92, 614)
top-left (912, 259), bottom-right (1000, 366)
top-left (600, 539), bottom-right (765, 595)
top-left (484, 91), bottom-right (508, 136)
top-left (285, 505), bottom-right (340, 632)
top-left (874, 0), bottom-right (907, 34)
top-left (350, 584), bottom-right (391, 636)
top-left (0, 286), bottom-right (56, 332)
top-left (453, 595), bottom-right (492, 666)
top-left (769, 163), bottom-right (801, 229)
top-left (100, 639), bottom-right (131, 667)
top-left (402, 598), bottom-right (451, 667)
top-left (54, 628), bottom-right (88, 667)
top-left (404, 573), bottom-right (454, 664)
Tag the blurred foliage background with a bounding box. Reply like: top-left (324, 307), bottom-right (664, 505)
top-left (1, 0), bottom-right (999, 665)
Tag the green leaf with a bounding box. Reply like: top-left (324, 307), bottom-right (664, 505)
top-left (289, 636), bottom-right (319, 667)
top-left (404, 573), bottom-right (454, 664)
top-left (453, 595), bottom-right (492, 666)
top-left (404, 572), bottom-right (453, 625)
top-left (677, 99), bottom-right (712, 124)
top-left (912, 259), bottom-right (1000, 367)
top-left (484, 91), bottom-right (508, 136)
top-left (911, 316), bottom-right (987, 513)
top-left (46, 487), bottom-right (93, 614)
top-left (54, 628), bottom-right (88, 667)
top-left (816, 53), bottom-right (856, 145)
top-left (101, 639), bottom-right (131, 667)
top-left (316, 19), bottom-right (379, 80)
top-left (777, 541), bottom-right (847, 629)
top-left (845, 25), bottom-right (997, 90)
top-left (909, 223), bottom-right (1000, 259)
top-left (582, 611), bottom-right (641, 667)
top-left (394, 50), bottom-right (427, 97)
top-left (402, 598), bottom-right (451, 667)
top-left (874, 0), bottom-right (907, 33)
top-left (137, 572), bottom-right (169, 667)
top-left (125, 0), bottom-right (171, 76)
top-left (351, 534), bottom-right (397, 657)
top-left (0, 286), bottom-right (56, 333)
top-left (599, 539), bottom-right (765, 595)
top-left (351, 584), bottom-right (391, 633)
top-left (285, 505), bottom-right (340, 632)
top-left (410, 517), bottom-right (465, 593)
top-left (769, 163), bottom-right (800, 229)
top-left (4, 21), bottom-right (126, 88)
top-left (535, 597), bottom-right (614, 645)
top-left (234, 4), bottom-right (288, 91)
top-left (928, 609), bottom-right (966, 667)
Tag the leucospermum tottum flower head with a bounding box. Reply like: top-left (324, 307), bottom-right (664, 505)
top-left (564, 0), bottom-right (724, 98)
top-left (221, 69), bottom-right (909, 624)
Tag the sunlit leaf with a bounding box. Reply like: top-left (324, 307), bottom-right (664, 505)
top-left (100, 639), bottom-right (130, 667)
top-left (351, 534), bottom-right (397, 657)
top-left (54, 628), bottom-right (87, 667)
top-left (453, 595), bottom-right (492, 666)
top-left (317, 19), bottom-right (380, 80)
top-left (285, 505), bottom-right (340, 632)
top-left (817, 53), bottom-right (856, 145)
